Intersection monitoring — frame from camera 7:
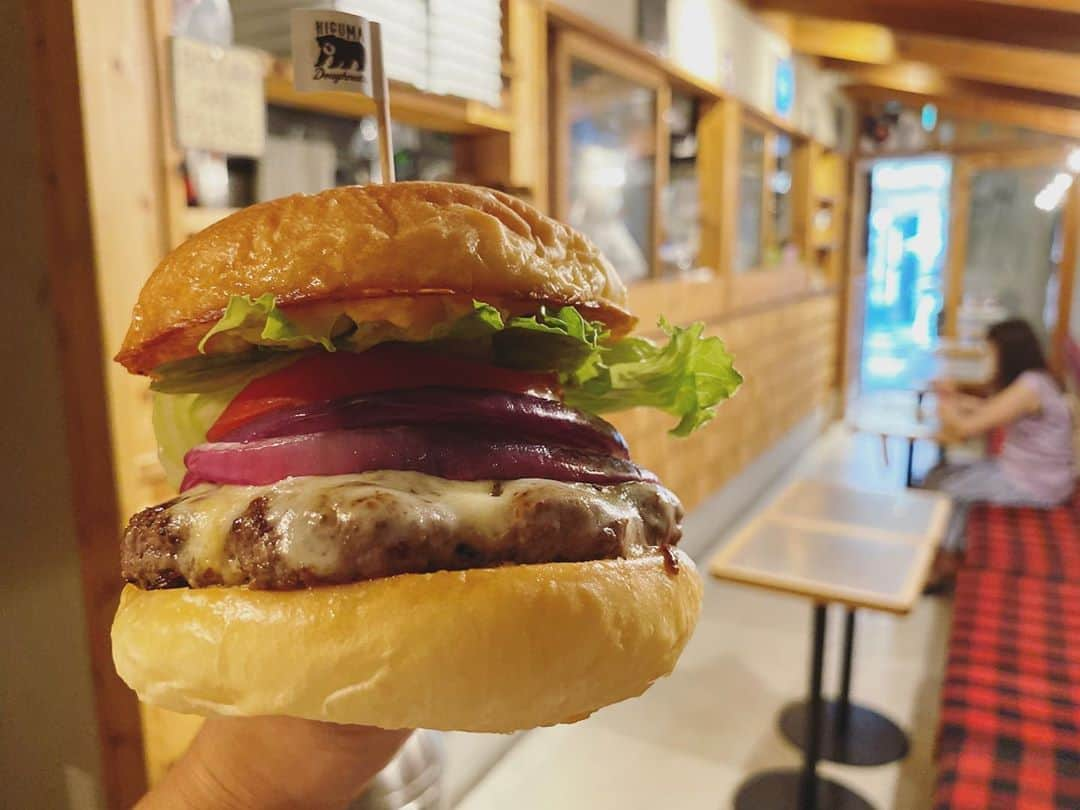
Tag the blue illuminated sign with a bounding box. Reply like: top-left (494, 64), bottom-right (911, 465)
top-left (775, 57), bottom-right (795, 118)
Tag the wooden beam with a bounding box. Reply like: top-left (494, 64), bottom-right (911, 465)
top-left (265, 65), bottom-right (514, 135)
top-left (790, 18), bottom-right (1080, 98)
top-left (790, 18), bottom-right (896, 65)
top-left (757, 10), bottom-right (796, 40)
top-left (978, 0), bottom-right (1080, 10)
top-left (751, 0), bottom-right (1080, 53)
top-left (892, 33), bottom-right (1080, 98)
top-left (839, 61), bottom-right (950, 96)
top-left (842, 64), bottom-right (1080, 138)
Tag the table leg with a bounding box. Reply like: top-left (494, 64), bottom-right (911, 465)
top-left (734, 605), bottom-right (873, 810)
top-left (836, 608), bottom-right (856, 734)
top-left (905, 438), bottom-right (916, 487)
top-left (779, 607), bottom-right (911, 767)
top-left (800, 604), bottom-right (827, 808)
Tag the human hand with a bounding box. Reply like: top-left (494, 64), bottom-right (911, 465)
top-left (137, 716), bottom-right (411, 810)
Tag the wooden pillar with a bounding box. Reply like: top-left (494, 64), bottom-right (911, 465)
top-left (943, 157), bottom-right (972, 337)
top-left (653, 82), bottom-right (672, 278)
top-left (1052, 181), bottom-right (1080, 373)
top-left (25, 0), bottom-right (177, 803)
top-left (23, 0), bottom-right (173, 804)
top-left (698, 97), bottom-right (740, 279)
top-left (838, 160), bottom-right (871, 408)
top-left (792, 139), bottom-right (818, 263)
top-left (509, 0), bottom-right (549, 210)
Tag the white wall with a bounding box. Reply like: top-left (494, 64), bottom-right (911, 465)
top-left (0, 2), bottom-right (105, 808)
top-left (667, 0), bottom-right (848, 147)
top-left (794, 55), bottom-right (848, 148)
top-left (965, 167), bottom-right (1059, 338)
top-left (557, 0), bottom-right (638, 40)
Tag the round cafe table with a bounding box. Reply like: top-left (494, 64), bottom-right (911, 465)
top-left (847, 391), bottom-right (939, 487)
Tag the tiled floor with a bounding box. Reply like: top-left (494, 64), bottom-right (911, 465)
top-left (456, 426), bottom-right (952, 809)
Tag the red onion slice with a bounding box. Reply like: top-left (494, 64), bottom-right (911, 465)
top-left (218, 387), bottom-right (629, 459)
top-left (182, 427), bottom-right (656, 490)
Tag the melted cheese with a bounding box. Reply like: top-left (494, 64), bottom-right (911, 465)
top-left (166, 472), bottom-right (681, 585)
top-left (171, 486), bottom-right (257, 581)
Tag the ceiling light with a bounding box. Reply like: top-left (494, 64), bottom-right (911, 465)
top-left (1068, 147), bottom-right (1080, 174)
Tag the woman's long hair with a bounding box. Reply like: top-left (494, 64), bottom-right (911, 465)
top-left (987, 319), bottom-right (1051, 390)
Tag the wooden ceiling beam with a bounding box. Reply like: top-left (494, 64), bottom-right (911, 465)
top-left (751, 0), bottom-right (1080, 52)
top-left (789, 17), bottom-right (1080, 97)
top-left (790, 18), bottom-right (896, 65)
top-left (977, 0), bottom-right (1080, 11)
top-left (835, 62), bottom-right (1080, 111)
top-left (842, 63), bottom-right (1080, 138)
top-left (893, 33), bottom-right (1080, 98)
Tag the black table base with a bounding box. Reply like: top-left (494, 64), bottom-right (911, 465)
top-left (734, 770), bottom-right (875, 810)
top-left (732, 604), bottom-right (873, 810)
top-left (779, 608), bottom-right (911, 767)
top-left (779, 701), bottom-right (909, 766)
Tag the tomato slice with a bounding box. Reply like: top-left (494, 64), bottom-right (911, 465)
top-left (207, 345), bottom-right (560, 441)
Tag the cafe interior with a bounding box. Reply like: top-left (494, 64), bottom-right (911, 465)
top-left (7, 0), bottom-right (1080, 808)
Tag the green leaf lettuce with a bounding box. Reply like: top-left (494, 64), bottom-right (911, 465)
top-left (198, 294), bottom-right (336, 353)
top-left (157, 296), bottom-right (742, 442)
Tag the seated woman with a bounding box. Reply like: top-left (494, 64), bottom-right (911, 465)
top-left (925, 318), bottom-right (1075, 591)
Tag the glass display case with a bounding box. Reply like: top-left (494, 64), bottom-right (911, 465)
top-left (661, 93), bottom-right (701, 275)
top-left (736, 124), bottom-right (766, 272)
top-left (553, 31), bottom-right (668, 283)
top-left (736, 117), bottom-right (805, 273)
top-left (770, 133), bottom-right (794, 259)
top-left (257, 106), bottom-right (458, 203)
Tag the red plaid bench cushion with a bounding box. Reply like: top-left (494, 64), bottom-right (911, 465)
top-left (964, 499), bottom-right (1080, 580)
top-left (934, 737), bottom-right (1080, 810)
top-left (948, 569), bottom-right (1080, 653)
top-left (939, 666), bottom-right (1080, 753)
top-left (936, 570), bottom-right (1080, 809)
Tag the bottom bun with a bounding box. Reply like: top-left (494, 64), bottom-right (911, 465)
top-left (111, 552), bottom-right (702, 732)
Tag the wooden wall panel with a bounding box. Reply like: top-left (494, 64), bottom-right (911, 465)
top-left (610, 292), bottom-right (839, 512)
top-left (25, 0), bottom-right (175, 802)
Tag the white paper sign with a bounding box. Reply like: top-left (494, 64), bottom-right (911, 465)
top-left (171, 37), bottom-right (266, 157)
top-left (291, 9), bottom-right (375, 95)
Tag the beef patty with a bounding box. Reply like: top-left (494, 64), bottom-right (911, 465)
top-left (121, 470), bottom-right (683, 590)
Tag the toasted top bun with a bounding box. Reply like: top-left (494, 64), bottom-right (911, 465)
top-left (111, 552), bottom-right (702, 731)
top-left (117, 182), bottom-right (634, 374)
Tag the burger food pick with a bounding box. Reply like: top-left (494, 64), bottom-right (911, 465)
top-left (111, 182), bottom-right (741, 732)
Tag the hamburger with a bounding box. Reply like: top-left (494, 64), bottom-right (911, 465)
top-left (110, 182), bottom-right (741, 731)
